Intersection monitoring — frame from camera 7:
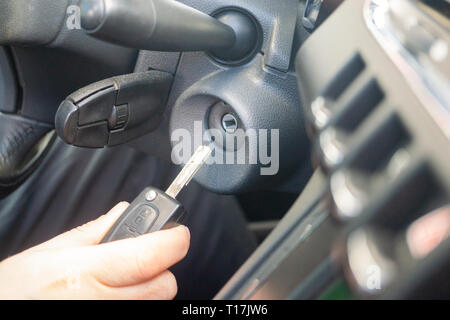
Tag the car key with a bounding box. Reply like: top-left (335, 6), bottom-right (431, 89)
top-left (101, 145), bottom-right (212, 243)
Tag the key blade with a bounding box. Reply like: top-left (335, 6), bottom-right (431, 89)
top-left (165, 145), bottom-right (212, 199)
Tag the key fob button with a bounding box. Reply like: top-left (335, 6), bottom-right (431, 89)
top-left (129, 205), bottom-right (159, 235)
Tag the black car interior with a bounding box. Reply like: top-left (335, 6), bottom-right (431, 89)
top-left (0, 0), bottom-right (449, 299)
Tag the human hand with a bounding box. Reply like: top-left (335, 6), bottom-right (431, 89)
top-left (0, 202), bottom-right (190, 299)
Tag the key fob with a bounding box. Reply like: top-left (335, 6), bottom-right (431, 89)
top-left (101, 187), bottom-right (185, 243)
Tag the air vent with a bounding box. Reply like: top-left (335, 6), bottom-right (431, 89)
top-left (372, 164), bottom-right (445, 232)
top-left (307, 54), bottom-right (366, 135)
top-left (335, 79), bottom-right (385, 133)
top-left (322, 53), bottom-right (366, 100)
top-left (313, 79), bottom-right (385, 171)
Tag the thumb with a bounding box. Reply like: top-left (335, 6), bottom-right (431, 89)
top-left (35, 202), bottom-right (129, 250)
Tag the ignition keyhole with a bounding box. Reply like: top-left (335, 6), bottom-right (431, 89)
top-left (222, 114), bottom-right (238, 133)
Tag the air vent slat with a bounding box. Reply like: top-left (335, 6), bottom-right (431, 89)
top-left (323, 53), bottom-right (366, 100)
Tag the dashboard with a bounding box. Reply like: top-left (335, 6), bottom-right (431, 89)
top-left (216, 0), bottom-right (450, 299)
top-left (0, 0), bottom-right (448, 299)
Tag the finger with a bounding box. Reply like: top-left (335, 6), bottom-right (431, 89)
top-left (101, 271), bottom-right (178, 300)
top-left (35, 202), bottom-right (129, 250)
top-left (88, 225), bottom-right (190, 287)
